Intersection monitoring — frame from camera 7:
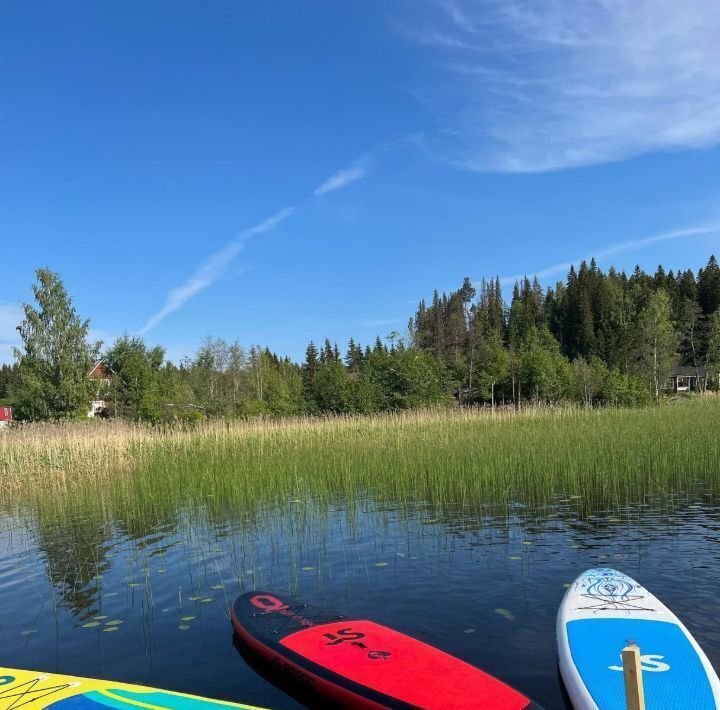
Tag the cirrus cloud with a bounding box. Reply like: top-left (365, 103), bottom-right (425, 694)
top-left (314, 156), bottom-right (373, 196)
top-left (401, 0), bottom-right (720, 172)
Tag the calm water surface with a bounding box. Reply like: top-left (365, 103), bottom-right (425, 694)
top-left (1, 496), bottom-right (719, 709)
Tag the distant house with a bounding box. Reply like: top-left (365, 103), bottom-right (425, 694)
top-left (88, 360), bottom-right (114, 418)
top-left (0, 405), bottom-right (12, 429)
top-left (669, 365), bottom-right (708, 393)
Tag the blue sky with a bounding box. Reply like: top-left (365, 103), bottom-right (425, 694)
top-left (2, 0), bottom-right (720, 364)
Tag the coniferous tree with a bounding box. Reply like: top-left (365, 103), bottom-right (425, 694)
top-left (322, 338), bottom-right (335, 364)
top-left (698, 256), bottom-right (720, 315)
top-left (302, 342), bottom-right (318, 387)
top-left (345, 338), bottom-right (357, 369)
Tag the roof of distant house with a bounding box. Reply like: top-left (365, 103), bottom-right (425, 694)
top-left (88, 360), bottom-right (114, 379)
top-left (671, 365), bottom-right (708, 377)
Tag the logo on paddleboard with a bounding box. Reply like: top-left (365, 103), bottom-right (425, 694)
top-left (249, 594), bottom-right (314, 628)
top-left (609, 654), bottom-right (670, 672)
top-left (323, 627), bottom-right (392, 660)
top-left (368, 650), bottom-right (392, 660)
top-left (323, 628), bottom-right (367, 646)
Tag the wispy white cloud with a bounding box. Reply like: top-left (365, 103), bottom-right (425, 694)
top-left (139, 207), bottom-right (295, 335)
top-left (314, 156), bottom-right (373, 196)
top-left (401, 0), bottom-right (720, 172)
top-left (138, 154), bottom-right (377, 334)
top-left (497, 224), bottom-right (720, 287)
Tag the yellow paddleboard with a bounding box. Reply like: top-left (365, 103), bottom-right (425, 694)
top-left (0, 667), bottom-right (265, 710)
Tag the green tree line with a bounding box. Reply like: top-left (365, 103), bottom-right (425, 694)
top-left (3, 258), bottom-right (720, 421)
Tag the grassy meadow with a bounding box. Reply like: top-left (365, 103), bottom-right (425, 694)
top-left (2, 398), bottom-right (720, 519)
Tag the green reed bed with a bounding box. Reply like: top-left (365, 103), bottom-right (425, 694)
top-left (111, 399), bottom-right (720, 520)
top-left (3, 400), bottom-right (720, 518)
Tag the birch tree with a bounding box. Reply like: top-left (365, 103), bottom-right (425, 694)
top-left (14, 269), bottom-right (99, 420)
top-left (635, 290), bottom-right (678, 403)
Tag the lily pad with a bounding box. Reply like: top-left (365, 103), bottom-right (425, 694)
top-left (495, 608), bottom-right (515, 621)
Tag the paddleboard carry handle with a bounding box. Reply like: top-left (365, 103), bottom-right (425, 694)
top-left (622, 642), bottom-right (645, 710)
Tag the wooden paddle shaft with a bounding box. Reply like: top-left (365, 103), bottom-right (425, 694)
top-left (621, 644), bottom-right (646, 710)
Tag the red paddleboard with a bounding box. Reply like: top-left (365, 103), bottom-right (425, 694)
top-left (231, 591), bottom-right (543, 710)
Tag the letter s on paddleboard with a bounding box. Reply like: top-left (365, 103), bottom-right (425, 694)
top-left (609, 654), bottom-right (670, 672)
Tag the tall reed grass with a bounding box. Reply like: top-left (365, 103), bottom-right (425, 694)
top-left (2, 400), bottom-right (719, 516)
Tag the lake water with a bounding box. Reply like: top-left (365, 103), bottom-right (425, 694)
top-left (1, 496), bottom-right (719, 709)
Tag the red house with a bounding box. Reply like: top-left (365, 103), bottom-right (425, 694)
top-left (0, 406), bottom-right (12, 428)
top-left (88, 360), bottom-right (114, 417)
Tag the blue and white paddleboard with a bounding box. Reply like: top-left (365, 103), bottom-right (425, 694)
top-left (557, 568), bottom-right (720, 710)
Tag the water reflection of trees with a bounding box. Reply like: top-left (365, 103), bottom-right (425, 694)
top-left (34, 507), bottom-right (112, 620)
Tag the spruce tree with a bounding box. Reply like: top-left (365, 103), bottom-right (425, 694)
top-left (302, 342), bottom-right (318, 384)
top-left (345, 338), bottom-right (357, 369)
top-left (698, 255), bottom-right (720, 315)
top-left (322, 338), bottom-right (334, 364)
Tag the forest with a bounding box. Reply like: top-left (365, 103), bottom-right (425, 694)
top-left (2, 256), bottom-right (720, 422)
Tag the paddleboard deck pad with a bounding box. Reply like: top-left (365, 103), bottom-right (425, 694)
top-left (0, 667), bottom-right (263, 710)
top-left (557, 567), bottom-right (720, 710)
top-left (232, 591), bottom-right (542, 709)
